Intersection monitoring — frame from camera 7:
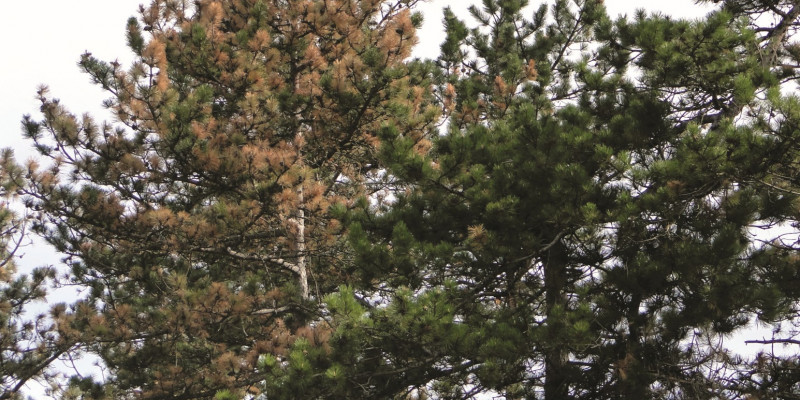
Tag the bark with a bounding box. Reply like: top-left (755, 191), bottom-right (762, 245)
top-left (543, 241), bottom-right (570, 400)
top-left (297, 183), bottom-right (309, 300)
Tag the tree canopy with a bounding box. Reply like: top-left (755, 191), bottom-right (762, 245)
top-left (4, 0), bottom-right (800, 399)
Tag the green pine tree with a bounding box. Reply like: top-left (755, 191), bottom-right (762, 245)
top-left (344, 0), bottom-right (800, 398)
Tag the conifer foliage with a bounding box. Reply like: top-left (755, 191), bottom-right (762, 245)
top-left (348, 0), bottom-right (800, 398)
top-left (8, 0), bottom-right (800, 398)
top-left (1, 151), bottom-right (67, 399)
top-left (18, 0), bottom-right (435, 398)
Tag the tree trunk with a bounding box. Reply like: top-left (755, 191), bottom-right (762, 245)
top-left (543, 241), bottom-right (569, 400)
top-left (297, 184), bottom-right (308, 299)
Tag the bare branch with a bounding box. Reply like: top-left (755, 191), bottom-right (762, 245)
top-left (197, 246), bottom-right (301, 276)
top-left (745, 338), bottom-right (800, 346)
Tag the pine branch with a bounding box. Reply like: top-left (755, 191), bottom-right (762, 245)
top-left (225, 247), bottom-right (302, 276)
top-left (198, 247), bottom-right (302, 276)
top-left (252, 306), bottom-right (291, 315)
top-left (745, 338), bottom-right (800, 345)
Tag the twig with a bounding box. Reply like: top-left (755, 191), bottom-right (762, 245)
top-left (744, 338), bottom-right (800, 345)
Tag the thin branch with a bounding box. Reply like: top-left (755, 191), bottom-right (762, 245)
top-left (0, 220), bottom-right (25, 269)
top-left (745, 338), bottom-right (800, 345)
top-left (510, 229), bottom-right (569, 264)
top-left (198, 247), bottom-right (301, 276)
top-left (252, 306), bottom-right (291, 315)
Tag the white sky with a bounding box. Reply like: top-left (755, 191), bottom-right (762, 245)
top-left (10, 0), bottom-right (787, 397)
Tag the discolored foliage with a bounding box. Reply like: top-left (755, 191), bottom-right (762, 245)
top-left (20, 0), bottom-right (436, 398)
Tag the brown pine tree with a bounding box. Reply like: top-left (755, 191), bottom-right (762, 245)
top-left (20, 0), bottom-right (437, 398)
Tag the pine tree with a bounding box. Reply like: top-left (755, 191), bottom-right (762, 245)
top-left (0, 150), bottom-right (66, 399)
top-left (19, 0), bottom-right (436, 398)
top-left (345, 0), bottom-right (800, 398)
